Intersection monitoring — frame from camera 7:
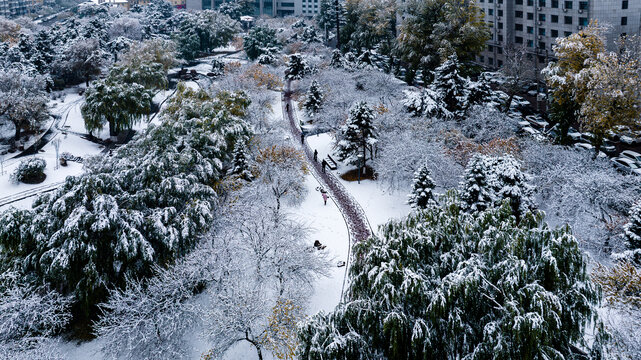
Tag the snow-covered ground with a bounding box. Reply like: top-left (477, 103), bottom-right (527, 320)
top-left (306, 131), bottom-right (411, 233)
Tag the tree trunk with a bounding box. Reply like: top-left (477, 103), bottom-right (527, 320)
top-left (13, 121), bottom-right (21, 141)
top-left (504, 92), bottom-right (515, 113)
top-left (109, 120), bottom-right (118, 137)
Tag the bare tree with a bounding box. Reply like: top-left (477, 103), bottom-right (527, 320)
top-left (499, 45), bottom-right (534, 112)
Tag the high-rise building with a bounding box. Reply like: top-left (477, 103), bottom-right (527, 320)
top-left (475, 0), bottom-right (641, 69)
top-left (185, 0), bottom-right (320, 18)
top-left (0, 0), bottom-right (35, 18)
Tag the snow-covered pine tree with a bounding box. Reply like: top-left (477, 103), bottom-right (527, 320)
top-left (430, 54), bottom-right (469, 117)
top-left (459, 154), bottom-right (493, 213)
top-left (303, 80), bottom-right (323, 116)
top-left (230, 142), bottom-right (253, 180)
top-left (612, 201), bottom-right (641, 263)
top-left (299, 192), bottom-right (605, 359)
top-left (490, 155), bottom-right (535, 221)
top-left (357, 49), bottom-right (374, 69)
top-left (329, 49), bottom-right (343, 68)
top-left (402, 89), bottom-right (451, 119)
top-left (285, 53), bottom-right (310, 80)
top-left (407, 165), bottom-right (436, 209)
top-left (335, 101), bottom-right (377, 168)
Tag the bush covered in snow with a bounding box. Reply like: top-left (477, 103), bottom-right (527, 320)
top-left (299, 193), bottom-right (606, 359)
top-left (10, 158), bottom-right (46, 184)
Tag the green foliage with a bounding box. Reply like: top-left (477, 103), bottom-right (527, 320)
top-left (397, 0), bottom-right (489, 75)
top-left (299, 193), bottom-right (604, 360)
top-left (303, 80), bottom-right (323, 116)
top-left (81, 79), bottom-right (152, 137)
top-left (243, 26), bottom-right (281, 61)
top-left (0, 86), bottom-right (251, 323)
top-left (173, 11), bottom-right (238, 60)
top-left (109, 61), bottom-right (168, 90)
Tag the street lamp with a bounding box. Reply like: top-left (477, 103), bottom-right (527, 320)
top-left (357, 154), bottom-right (363, 184)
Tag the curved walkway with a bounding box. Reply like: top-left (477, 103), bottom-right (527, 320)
top-left (282, 92), bottom-right (372, 244)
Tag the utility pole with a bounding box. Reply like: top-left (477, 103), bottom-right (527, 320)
top-left (334, 0), bottom-right (340, 49)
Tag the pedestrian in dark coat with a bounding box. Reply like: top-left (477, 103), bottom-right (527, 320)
top-left (301, 132), bottom-right (305, 144)
top-left (321, 159), bottom-right (327, 173)
top-left (313, 149), bottom-right (318, 162)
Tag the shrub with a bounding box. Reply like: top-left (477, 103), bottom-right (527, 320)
top-left (10, 158), bottom-right (46, 184)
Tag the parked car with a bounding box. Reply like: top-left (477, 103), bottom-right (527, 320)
top-left (601, 140), bottom-right (617, 155)
top-left (619, 135), bottom-right (641, 145)
top-left (525, 115), bottom-right (548, 129)
top-left (611, 157), bottom-right (641, 175)
top-left (574, 143), bottom-right (607, 158)
top-left (620, 150), bottom-right (641, 164)
top-left (568, 131), bottom-right (582, 142)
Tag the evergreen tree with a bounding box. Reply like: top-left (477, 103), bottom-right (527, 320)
top-left (335, 101), bottom-right (377, 168)
top-left (230, 142), bottom-right (253, 181)
top-left (299, 193), bottom-right (605, 360)
top-left (459, 154), bottom-right (493, 213)
top-left (303, 80), bottom-right (323, 116)
top-left (407, 165), bottom-right (436, 209)
top-left (430, 54), bottom-right (468, 117)
top-left (81, 79), bottom-right (152, 137)
top-left (243, 26), bottom-right (280, 61)
top-left (625, 201), bottom-right (641, 251)
top-left (329, 49), bottom-right (343, 68)
top-left (285, 53), bottom-right (310, 80)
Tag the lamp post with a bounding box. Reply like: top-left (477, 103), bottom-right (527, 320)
top-left (357, 154), bottom-right (363, 184)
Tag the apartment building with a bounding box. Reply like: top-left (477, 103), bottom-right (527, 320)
top-left (476, 0), bottom-right (641, 70)
top-left (185, 0), bottom-right (320, 17)
top-left (0, 0), bottom-right (34, 17)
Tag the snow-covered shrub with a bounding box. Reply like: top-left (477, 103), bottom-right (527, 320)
top-left (10, 158), bottom-right (46, 184)
top-left (211, 58), bottom-right (225, 77)
top-left (521, 140), bottom-right (638, 253)
top-left (0, 271), bottom-right (71, 342)
top-left (299, 193), bottom-right (605, 359)
top-left (257, 52), bottom-right (276, 65)
top-left (460, 105), bottom-right (518, 143)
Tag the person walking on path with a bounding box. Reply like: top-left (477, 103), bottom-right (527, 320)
top-left (321, 189), bottom-right (329, 205)
top-left (286, 103), bottom-right (290, 112)
top-left (321, 159), bottom-right (327, 173)
top-left (313, 149), bottom-right (318, 162)
top-left (301, 132), bottom-right (305, 144)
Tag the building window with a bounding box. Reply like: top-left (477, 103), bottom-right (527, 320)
top-left (527, 0), bottom-right (533, 5)
top-left (551, 15), bottom-right (558, 23)
top-left (539, 14), bottom-right (546, 22)
top-left (564, 31), bottom-right (572, 36)
top-left (527, 12), bottom-right (534, 20)
top-left (527, 26), bottom-right (534, 34)
top-left (527, 39), bottom-right (534, 47)
top-left (516, 10), bottom-right (523, 18)
top-left (578, 1), bottom-right (587, 10)
top-left (488, 8), bottom-right (494, 15)
top-left (579, 17), bottom-right (588, 26)
top-left (488, 57), bottom-right (494, 65)
top-left (621, 17), bottom-right (628, 26)
top-left (564, 16), bottom-right (572, 24)
top-left (515, 36), bottom-right (524, 44)
top-left (539, 41), bottom-right (546, 49)
top-left (516, 0), bottom-right (523, 4)
top-left (515, 23), bottom-right (524, 31)
top-left (539, 28), bottom-right (546, 35)
top-left (498, 22), bottom-right (504, 29)
top-left (539, 0), bottom-right (546, 6)
top-left (498, 10), bottom-right (503, 16)
top-left (551, 29), bottom-right (559, 37)
top-left (551, 0), bottom-right (558, 7)
top-left (499, 34), bottom-right (504, 42)
top-left (564, 1), bottom-right (572, 9)
top-left (622, 1), bottom-right (628, 9)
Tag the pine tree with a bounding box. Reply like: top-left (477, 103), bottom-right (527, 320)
top-left (303, 80), bottom-right (323, 116)
top-left (230, 142), bottom-right (252, 181)
top-left (407, 165), bottom-right (436, 209)
top-left (490, 155), bottom-right (535, 221)
top-left (285, 53), bottom-right (310, 80)
top-left (625, 202), bottom-right (641, 250)
top-left (430, 54), bottom-right (469, 117)
top-left (336, 101), bottom-right (377, 168)
top-left (329, 49), bottom-right (343, 68)
top-left (299, 193), bottom-right (605, 359)
top-left (459, 154), bottom-right (493, 213)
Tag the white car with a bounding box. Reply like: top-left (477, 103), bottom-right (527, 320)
top-left (574, 143), bottom-right (607, 158)
top-left (620, 150), bottom-right (641, 164)
top-left (611, 157), bottom-right (641, 175)
top-left (568, 132), bottom-right (582, 142)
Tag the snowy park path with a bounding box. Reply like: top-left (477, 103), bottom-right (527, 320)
top-left (282, 91), bottom-right (373, 243)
